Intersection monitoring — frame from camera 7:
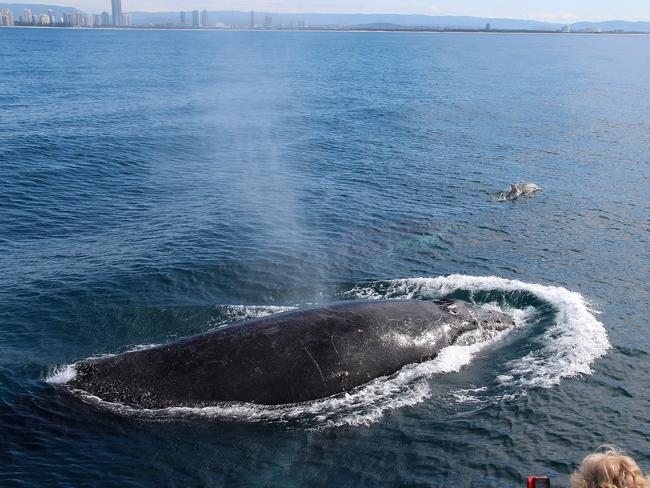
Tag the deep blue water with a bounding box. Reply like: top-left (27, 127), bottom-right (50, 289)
top-left (1, 28), bottom-right (649, 487)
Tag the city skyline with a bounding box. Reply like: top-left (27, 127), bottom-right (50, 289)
top-left (0, 0), bottom-right (131, 25)
top-left (5, 0), bottom-right (649, 23)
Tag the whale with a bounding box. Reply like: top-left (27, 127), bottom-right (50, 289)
top-left (500, 182), bottom-right (541, 201)
top-left (64, 299), bottom-right (515, 408)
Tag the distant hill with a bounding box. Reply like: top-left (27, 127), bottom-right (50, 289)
top-left (571, 20), bottom-right (650, 32)
top-left (127, 11), bottom-right (650, 32)
top-left (0, 2), bottom-right (77, 14)
top-left (128, 11), bottom-right (565, 30)
top-left (351, 23), bottom-right (421, 30)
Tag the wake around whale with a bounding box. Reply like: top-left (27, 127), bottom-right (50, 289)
top-left (63, 299), bottom-right (515, 408)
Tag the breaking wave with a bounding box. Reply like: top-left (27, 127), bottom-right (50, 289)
top-left (47, 275), bottom-right (609, 428)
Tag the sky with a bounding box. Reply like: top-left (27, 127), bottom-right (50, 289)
top-left (64, 0), bottom-right (650, 22)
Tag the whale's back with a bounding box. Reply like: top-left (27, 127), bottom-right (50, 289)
top-left (67, 300), bottom-right (514, 407)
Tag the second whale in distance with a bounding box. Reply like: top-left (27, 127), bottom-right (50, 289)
top-left (500, 182), bottom-right (541, 201)
top-left (64, 299), bottom-right (515, 408)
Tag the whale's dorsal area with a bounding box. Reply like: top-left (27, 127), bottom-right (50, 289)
top-left (64, 300), bottom-right (515, 408)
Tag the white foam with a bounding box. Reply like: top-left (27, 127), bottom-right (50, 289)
top-left (451, 387), bottom-right (488, 403)
top-left (46, 364), bottom-right (78, 384)
top-left (208, 304), bottom-right (296, 330)
top-left (128, 343), bottom-right (161, 352)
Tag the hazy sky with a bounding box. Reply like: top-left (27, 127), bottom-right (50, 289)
top-left (71, 0), bottom-right (650, 22)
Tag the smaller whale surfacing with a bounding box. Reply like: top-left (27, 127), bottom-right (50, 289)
top-left (60, 300), bottom-right (516, 408)
top-left (499, 182), bottom-right (541, 201)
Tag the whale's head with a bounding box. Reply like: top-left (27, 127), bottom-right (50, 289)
top-left (433, 298), bottom-right (515, 332)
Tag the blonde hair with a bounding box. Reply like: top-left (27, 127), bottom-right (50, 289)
top-left (571, 446), bottom-right (650, 488)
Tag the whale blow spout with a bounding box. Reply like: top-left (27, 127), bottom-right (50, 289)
top-left (64, 300), bottom-right (515, 408)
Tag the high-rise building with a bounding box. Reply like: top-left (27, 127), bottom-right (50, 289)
top-left (180, 11), bottom-right (186, 25)
top-left (93, 14), bottom-right (100, 26)
top-left (121, 12), bottom-right (131, 26)
top-left (0, 8), bottom-right (14, 26)
top-left (200, 10), bottom-right (208, 27)
top-left (75, 12), bottom-right (84, 26)
top-left (264, 16), bottom-right (272, 29)
top-left (38, 14), bottom-right (50, 24)
top-left (192, 10), bottom-right (199, 27)
top-left (485, 23), bottom-right (491, 31)
top-left (111, 0), bottom-right (122, 26)
top-left (249, 11), bottom-right (254, 28)
top-left (63, 12), bottom-right (74, 25)
top-left (47, 9), bottom-right (55, 24)
top-left (100, 11), bottom-right (110, 26)
top-left (23, 8), bottom-right (33, 24)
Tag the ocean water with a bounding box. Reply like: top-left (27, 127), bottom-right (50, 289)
top-left (1, 28), bottom-right (649, 487)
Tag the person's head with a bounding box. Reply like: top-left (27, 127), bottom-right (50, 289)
top-left (571, 446), bottom-right (650, 488)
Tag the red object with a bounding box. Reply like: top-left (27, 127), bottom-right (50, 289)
top-left (528, 476), bottom-right (551, 488)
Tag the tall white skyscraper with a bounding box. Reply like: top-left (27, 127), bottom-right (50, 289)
top-left (111, 0), bottom-right (122, 26)
top-left (23, 8), bottom-right (33, 24)
top-left (0, 8), bottom-right (14, 26)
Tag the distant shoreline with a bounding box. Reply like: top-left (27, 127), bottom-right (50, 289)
top-left (3, 25), bottom-right (650, 35)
